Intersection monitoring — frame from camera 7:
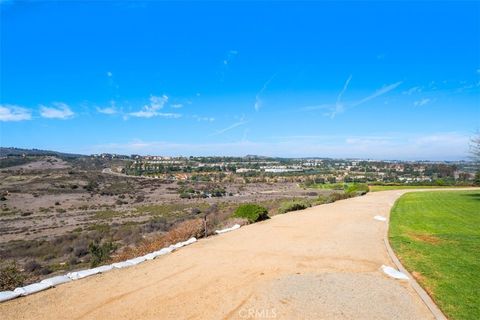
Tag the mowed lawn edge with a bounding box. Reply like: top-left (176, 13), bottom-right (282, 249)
top-left (370, 185), bottom-right (469, 192)
top-left (388, 191), bottom-right (480, 320)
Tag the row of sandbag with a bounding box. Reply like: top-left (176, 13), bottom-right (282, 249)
top-left (0, 237), bottom-right (197, 303)
top-left (214, 223), bottom-right (241, 234)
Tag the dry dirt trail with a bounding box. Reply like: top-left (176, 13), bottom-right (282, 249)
top-left (3, 189), bottom-right (467, 320)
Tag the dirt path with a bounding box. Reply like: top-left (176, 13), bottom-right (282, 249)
top-left (2, 189), bottom-right (468, 320)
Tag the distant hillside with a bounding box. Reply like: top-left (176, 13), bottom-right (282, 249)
top-left (0, 147), bottom-right (85, 158)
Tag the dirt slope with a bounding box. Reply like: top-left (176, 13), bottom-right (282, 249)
top-left (2, 190), bottom-right (457, 320)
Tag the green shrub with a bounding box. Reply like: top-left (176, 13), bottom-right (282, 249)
top-left (278, 200), bottom-right (311, 214)
top-left (345, 183), bottom-right (369, 195)
top-left (233, 204), bottom-right (269, 223)
top-left (88, 241), bottom-right (117, 267)
top-left (0, 262), bottom-right (25, 291)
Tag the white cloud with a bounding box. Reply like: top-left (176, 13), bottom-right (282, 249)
top-left (40, 103), bottom-right (74, 119)
top-left (351, 81), bottom-right (402, 107)
top-left (193, 115), bottom-right (215, 122)
top-left (107, 71), bottom-right (113, 77)
top-left (402, 86), bottom-right (422, 95)
top-left (413, 98), bottom-right (431, 107)
top-left (309, 78), bottom-right (402, 118)
top-left (97, 106), bottom-right (117, 115)
top-left (328, 75), bottom-right (352, 118)
top-left (211, 118), bottom-right (248, 136)
top-left (223, 50), bottom-right (238, 66)
top-left (254, 74), bottom-right (277, 111)
top-left (0, 105), bottom-right (32, 121)
top-left (128, 95), bottom-right (171, 118)
top-left (171, 104), bottom-right (183, 109)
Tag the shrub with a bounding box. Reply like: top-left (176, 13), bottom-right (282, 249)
top-left (113, 218), bottom-right (204, 262)
top-left (88, 241), bottom-right (117, 267)
top-left (24, 260), bottom-right (42, 273)
top-left (233, 204), bottom-right (269, 223)
top-left (0, 262), bottom-right (25, 291)
top-left (278, 200), bottom-right (311, 214)
top-left (73, 240), bottom-right (89, 257)
top-left (345, 183), bottom-right (369, 195)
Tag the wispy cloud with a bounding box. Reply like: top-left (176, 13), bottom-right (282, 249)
top-left (220, 50), bottom-right (238, 81)
top-left (254, 73), bottom-right (277, 111)
top-left (128, 95), bottom-right (173, 118)
top-left (351, 81), bottom-right (402, 107)
top-left (413, 98), bottom-right (431, 107)
top-left (328, 75), bottom-right (352, 118)
top-left (0, 104), bottom-right (32, 122)
top-left (97, 106), bottom-right (117, 115)
top-left (40, 103), bottom-right (74, 119)
top-left (106, 71), bottom-right (113, 77)
top-left (171, 103), bottom-right (183, 109)
top-left (97, 101), bottom-right (118, 115)
top-left (305, 77), bottom-right (402, 118)
top-left (402, 86), bottom-right (422, 95)
top-left (223, 50), bottom-right (238, 66)
top-left (193, 115), bottom-right (215, 122)
top-left (211, 118), bottom-right (248, 136)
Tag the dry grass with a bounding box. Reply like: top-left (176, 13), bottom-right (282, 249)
top-left (113, 218), bottom-right (204, 261)
top-left (408, 232), bottom-right (442, 245)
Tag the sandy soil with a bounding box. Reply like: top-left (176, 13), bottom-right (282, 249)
top-left (2, 189), bottom-right (465, 319)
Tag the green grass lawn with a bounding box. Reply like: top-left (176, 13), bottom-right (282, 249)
top-left (389, 191), bottom-right (480, 320)
top-left (370, 185), bottom-right (464, 192)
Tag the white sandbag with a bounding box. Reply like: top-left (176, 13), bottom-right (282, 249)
top-left (153, 247), bottom-right (173, 256)
top-left (215, 224), bottom-right (241, 234)
top-left (143, 252), bottom-right (159, 260)
top-left (126, 256), bottom-right (147, 266)
top-left (67, 269), bottom-right (94, 280)
top-left (40, 275), bottom-right (72, 287)
top-left (14, 282), bottom-right (52, 296)
top-left (182, 237), bottom-right (197, 246)
top-left (67, 265), bottom-right (112, 280)
top-left (111, 261), bottom-right (134, 269)
top-left (374, 215), bottom-right (387, 222)
top-left (173, 241), bottom-right (185, 249)
top-left (0, 291), bottom-right (21, 302)
top-left (92, 265), bottom-right (113, 273)
top-left (381, 265), bottom-right (409, 280)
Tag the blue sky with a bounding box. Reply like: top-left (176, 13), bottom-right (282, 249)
top-left (1, 1), bottom-right (479, 160)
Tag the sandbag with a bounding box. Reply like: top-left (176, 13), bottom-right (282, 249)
top-left (92, 265), bottom-right (113, 273)
top-left (40, 275), bottom-right (72, 287)
top-left (182, 237), bottom-right (197, 246)
top-left (0, 291), bottom-right (21, 302)
top-left (111, 261), bottom-right (134, 269)
top-left (381, 265), bottom-right (409, 280)
top-left (69, 265), bottom-right (115, 280)
top-left (14, 282), bottom-right (52, 296)
top-left (173, 242), bottom-right (185, 249)
top-left (215, 224), bottom-right (241, 234)
top-left (153, 247), bottom-right (173, 256)
top-left (125, 256), bottom-right (147, 266)
top-left (143, 252), bottom-right (159, 260)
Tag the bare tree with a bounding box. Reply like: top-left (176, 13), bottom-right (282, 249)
top-left (470, 133), bottom-right (480, 185)
top-left (470, 133), bottom-right (480, 164)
